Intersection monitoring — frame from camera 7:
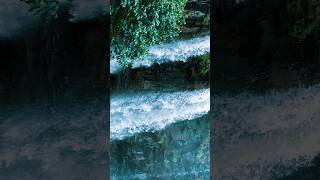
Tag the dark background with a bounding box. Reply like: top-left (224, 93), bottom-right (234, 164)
top-left (0, 1), bottom-right (109, 179)
top-left (213, 0), bottom-right (320, 93)
top-left (212, 0), bottom-right (320, 179)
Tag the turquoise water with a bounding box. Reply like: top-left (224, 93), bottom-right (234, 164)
top-left (110, 35), bottom-right (210, 179)
top-left (111, 115), bottom-right (210, 180)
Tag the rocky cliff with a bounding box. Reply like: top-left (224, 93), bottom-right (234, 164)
top-left (213, 0), bottom-right (320, 91)
top-left (0, 13), bottom-right (108, 102)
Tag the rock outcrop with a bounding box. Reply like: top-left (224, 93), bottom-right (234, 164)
top-left (181, 0), bottom-right (210, 36)
top-left (213, 0), bottom-right (320, 91)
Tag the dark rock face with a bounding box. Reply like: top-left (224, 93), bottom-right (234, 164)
top-left (0, 18), bottom-right (108, 101)
top-left (278, 154), bottom-right (320, 180)
top-left (211, 1), bottom-right (320, 179)
top-left (181, 0), bottom-right (210, 36)
top-left (0, 6), bottom-right (109, 179)
top-left (110, 58), bottom-right (209, 92)
top-left (213, 0), bottom-right (320, 91)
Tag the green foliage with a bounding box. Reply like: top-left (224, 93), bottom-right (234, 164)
top-left (198, 53), bottom-right (210, 75)
top-left (111, 0), bottom-right (188, 66)
top-left (20, 0), bottom-right (60, 20)
top-left (289, 1), bottom-right (320, 41)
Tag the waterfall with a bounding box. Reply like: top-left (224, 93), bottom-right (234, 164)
top-left (110, 35), bottom-right (210, 74)
top-left (110, 34), bottom-right (210, 179)
top-left (110, 88), bottom-right (210, 140)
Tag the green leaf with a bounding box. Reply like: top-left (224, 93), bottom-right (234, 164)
top-left (111, 0), bottom-right (188, 66)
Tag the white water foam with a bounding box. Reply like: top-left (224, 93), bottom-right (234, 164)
top-left (213, 84), bottom-right (320, 179)
top-left (110, 88), bottom-right (210, 140)
top-left (110, 35), bottom-right (210, 74)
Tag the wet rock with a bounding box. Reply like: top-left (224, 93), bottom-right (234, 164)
top-left (110, 55), bottom-right (209, 92)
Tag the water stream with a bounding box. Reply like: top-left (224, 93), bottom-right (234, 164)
top-left (110, 35), bottom-right (211, 179)
top-left (109, 31), bottom-right (320, 179)
top-left (110, 35), bottom-right (210, 74)
top-left (111, 88), bottom-right (210, 140)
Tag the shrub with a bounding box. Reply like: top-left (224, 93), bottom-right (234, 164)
top-left (110, 0), bottom-right (188, 66)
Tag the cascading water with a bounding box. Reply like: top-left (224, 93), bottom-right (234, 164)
top-left (110, 35), bottom-right (210, 74)
top-left (110, 34), bottom-right (210, 179)
top-left (111, 88), bottom-right (210, 140)
top-left (213, 84), bottom-right (320, 179)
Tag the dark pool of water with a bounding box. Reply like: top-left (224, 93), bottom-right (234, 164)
top-left (111, 115), bottom-right (210, 180)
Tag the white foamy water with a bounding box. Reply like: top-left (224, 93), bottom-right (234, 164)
top-left (110, 88), bottom-right (210, 140)
top-left (213, 84), bottom-right (320, 179)
top-left (110, 35), bottom-right (210, 74)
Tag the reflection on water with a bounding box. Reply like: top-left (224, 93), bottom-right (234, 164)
top-left (111, 115), bottom-right (210, 180)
